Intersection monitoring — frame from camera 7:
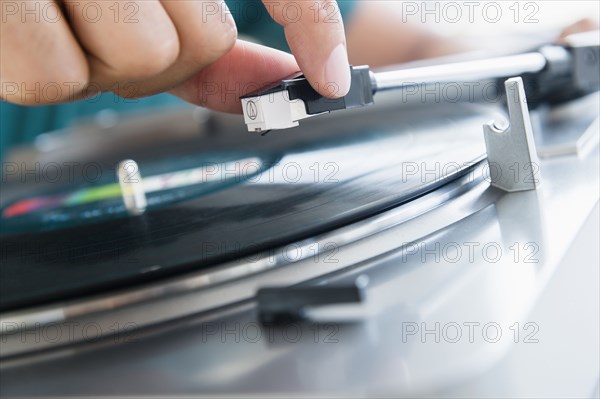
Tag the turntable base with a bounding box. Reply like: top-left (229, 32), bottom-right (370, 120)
top-left (1, 91), bottom-right (598, 398)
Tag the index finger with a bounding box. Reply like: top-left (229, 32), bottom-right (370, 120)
top-left (263, 0), bottom-right (351, 98)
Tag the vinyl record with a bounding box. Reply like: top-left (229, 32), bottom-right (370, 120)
top-left (0, 100), bottom-right (505, 311)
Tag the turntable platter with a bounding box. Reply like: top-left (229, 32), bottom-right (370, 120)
top-left (0, 100), bottom-right (504, 311)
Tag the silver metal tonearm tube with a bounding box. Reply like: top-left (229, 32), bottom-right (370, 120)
top-left (373, 52), bottom-right (548, 92)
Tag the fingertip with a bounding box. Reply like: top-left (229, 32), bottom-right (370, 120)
top-left (276, 2), bottom-right (350, 99)
top-left (321, 43), bottom-right (351, 98)
top-left (172, 40), bottom-right (300, 113)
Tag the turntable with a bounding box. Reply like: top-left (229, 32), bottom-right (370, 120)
top-left (0, 33), bottom-right (599, 397)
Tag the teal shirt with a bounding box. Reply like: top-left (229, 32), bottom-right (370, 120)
top-left (0, 0), bottom-right (355, 158)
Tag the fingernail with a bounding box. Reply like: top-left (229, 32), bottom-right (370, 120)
top-left (324, 44), bottom-right (351, 98)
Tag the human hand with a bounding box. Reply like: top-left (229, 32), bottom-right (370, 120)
top-left (0, 0), bottom-right (351, 111)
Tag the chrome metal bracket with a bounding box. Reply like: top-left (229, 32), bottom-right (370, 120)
top-left (483, 77), bottom-right (541, 192)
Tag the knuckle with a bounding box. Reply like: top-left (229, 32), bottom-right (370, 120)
top-left (221, 17), bottom-right (238, 51)
top-left (1, 62), bottom-right (89, 105)
top-left (185, 16), bottom-right (237, 66)
top-left (110, 35), bottom-right (180, 80)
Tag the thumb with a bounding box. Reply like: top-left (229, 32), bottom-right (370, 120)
top-left (171, 40), bottom-right (300, 113)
